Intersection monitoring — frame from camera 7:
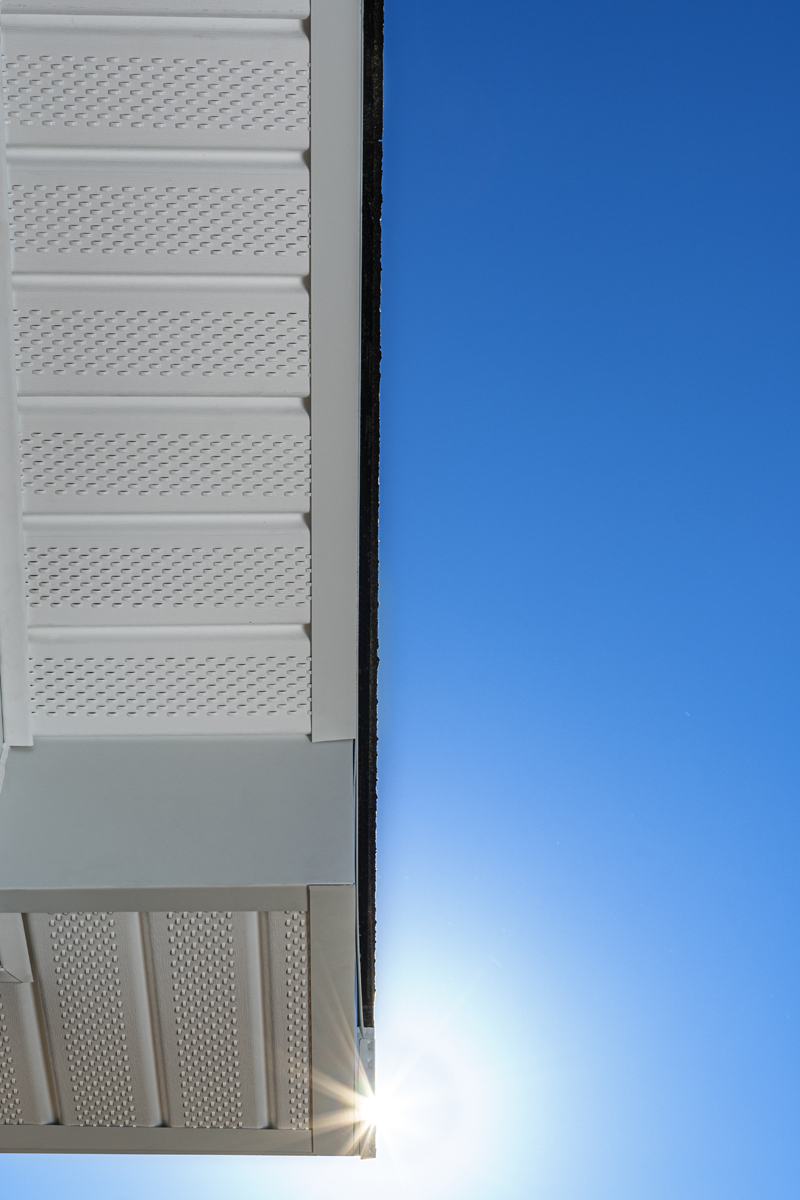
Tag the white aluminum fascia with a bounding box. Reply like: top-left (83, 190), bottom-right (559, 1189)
top-left (309, 0), bottom-right (361, 742)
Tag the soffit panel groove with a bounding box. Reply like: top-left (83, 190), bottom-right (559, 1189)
top-left (5, 4), bottom-right (310, 16)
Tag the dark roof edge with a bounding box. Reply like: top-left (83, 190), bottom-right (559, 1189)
top-left (356, 0), bottom-right (382, 1032)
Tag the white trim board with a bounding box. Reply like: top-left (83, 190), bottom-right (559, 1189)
top-left (309, 0), bottom-right (362, 742)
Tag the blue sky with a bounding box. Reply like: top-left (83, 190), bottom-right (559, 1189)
top-left (6, 0), bottom-right (800, 1196)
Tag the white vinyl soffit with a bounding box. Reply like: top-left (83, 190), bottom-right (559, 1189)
top-left (0, 909), bottom-right (311, 1131)
top-left (0, 0), bottom-right (361, 746)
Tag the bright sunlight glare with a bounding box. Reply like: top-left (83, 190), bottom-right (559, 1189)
top-left (223, 993), bottom-right (500, 1200)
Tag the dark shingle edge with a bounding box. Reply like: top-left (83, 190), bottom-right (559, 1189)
top-left (357, 0), bottom-right (382, 1032)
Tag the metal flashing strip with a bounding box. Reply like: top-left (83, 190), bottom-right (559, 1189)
top-left (0, 736), bottom-right (355, 896)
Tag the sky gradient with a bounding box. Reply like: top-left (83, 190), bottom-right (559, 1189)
top-left (5, 0), bottom-right (800, 1196)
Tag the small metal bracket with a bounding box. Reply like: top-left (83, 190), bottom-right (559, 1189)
top-left (358, 1027), bottom-right (375, 1159)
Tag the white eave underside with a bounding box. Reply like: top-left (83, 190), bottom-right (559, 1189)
top-left (0, 0), bottom-right (360, 745)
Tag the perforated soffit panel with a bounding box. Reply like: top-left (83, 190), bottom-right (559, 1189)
top-left (0, 908), bottom-right (323, 1136)
top-left (0, 0), bottom-right (361, 746)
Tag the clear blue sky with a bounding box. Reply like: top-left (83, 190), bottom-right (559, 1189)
top-left (6, 0), bottom-right (800, 1197)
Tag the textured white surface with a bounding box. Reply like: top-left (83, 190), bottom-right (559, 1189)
top-left (15, 278), bottom-right (309, 396)
top-left (3, 19), bottom-right (310, 151)
top-left (0, 5), bottom-right (326, 739)
top-left (28, 626), bottom-right (310, 734)
top-left (9, 157), bottom-right (309, 275)
top-left (0, 55), bottom-right (32, 744)
top-left (0, 982), bottom-right (55, 1124)
top-left (24, 516), bottom-right (310, 626)
top-left (0, 0), bottom-right (362, 742)
top-left (0, 0), bottom-right (361, 1151)
top-left (19, 405), bottom-right (310, 514)
top-left (27, 911), bottom-right (162, 1126)
top-left (1, 909), bottom-right (323, 1132)
top-left (266, 910), bottom-right (310, 1129)
top-left (148, 911), bottom-right (268, 1128)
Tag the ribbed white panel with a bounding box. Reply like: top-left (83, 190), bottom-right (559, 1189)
top-left (24, 516), bottom-right (310, 625)
top-left (0, 903), bottom-right (357, 1138)
top-left (27, 912), bottom-right (162, 1126)
top-left (0, 0), bottom-right (363, 746)
top-left (28, 626), bottom-right (310, 734)
top-left (15, 279), bottom-right (309, 397)
top-left (19, 405), bottom-right (310, 514)
top-left (9, 159), bottom-right (309, 276)
top-left (148, 911), bottom-right (268, 1128)
top-left (265, 910), bottom-right (310, 1130)
top-left (0, 982), bottom-right (55, 1124)
top-left (3, 19), bottom-right (310, 151)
